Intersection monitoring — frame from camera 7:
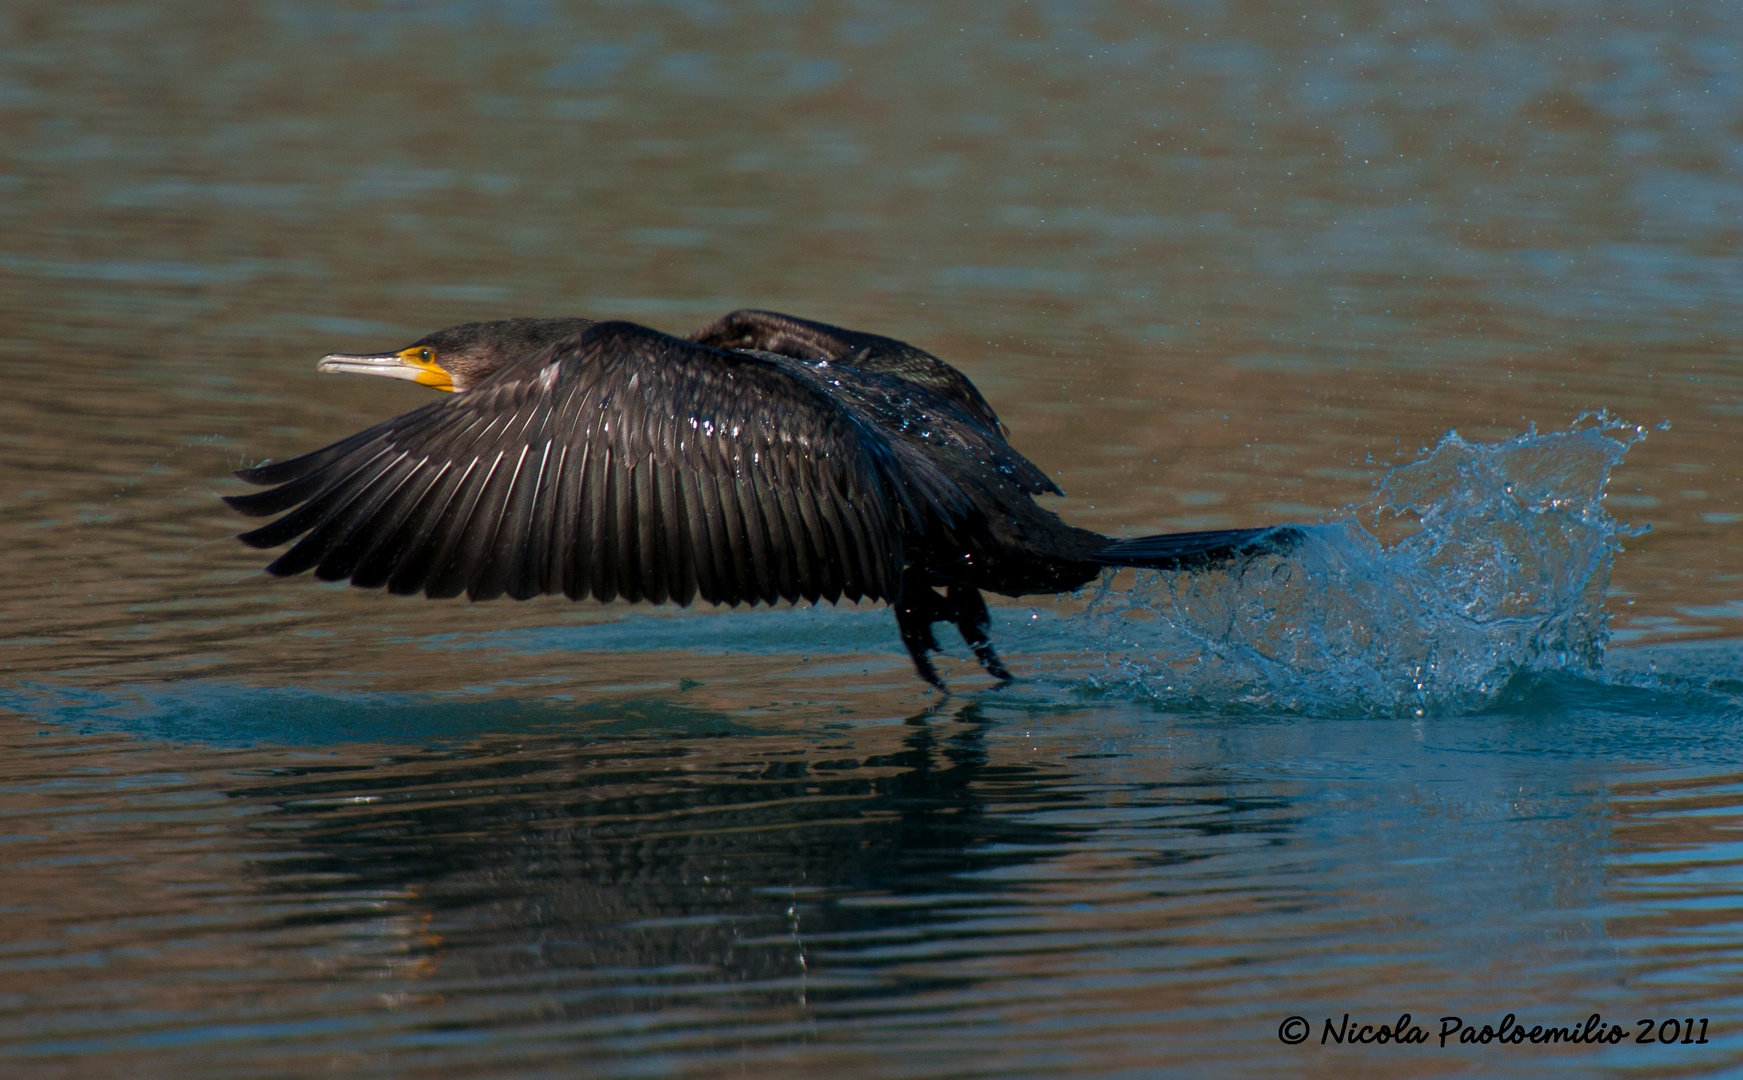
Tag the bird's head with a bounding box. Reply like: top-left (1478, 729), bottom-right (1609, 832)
top-left (316, 317), bottom-right (595, 392)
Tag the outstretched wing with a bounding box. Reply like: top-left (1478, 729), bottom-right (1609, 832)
top-left (226, 321), bottom-right (963, 607)
top-left (691, 309), bottom-right (1063, 497)
top-left (689, 309), bottom-right (1005, 428)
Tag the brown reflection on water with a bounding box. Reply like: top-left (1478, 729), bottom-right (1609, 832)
top-left (8, 696), bottom-right (1737, 1076)
top-left (0, 702), bottom-right (1107, 1072)
top-left (1604, 772), bottom-right (1743, 979)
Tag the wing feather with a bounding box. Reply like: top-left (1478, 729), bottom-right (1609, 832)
top-left (265, 451), bottom-right (414, 578)
top-left (632, 460), bottom-right (667, 605)
top-left (806, 456), bottom-right (859, 602)
top-left (465, 442), bottom-right (530, 601)
top-left (426, 449), bottom-right (508, 599)
top-left (236, 443), bottom-right (397, 550)
top-left (309, 455), bottom-right (429, 581)
top-left (553, 439), bottom-right (587, 600)
top-left (758, 451), bottom-right (803, 603)
top-left (710, 467), bottom-right (751, 606)
top-left (734, 460), bottom-right (776, 605)
top-left (591, 444), bottom-right (619, 603)
top-left (662, 466), bottom-right (697, 606)
top-left (233, 424), bottom-right (386, 487)
top-left (774, 449), bottom-right (823, 603)
top-left (227, 321), bottom-right (941, 610)
top-left (612, 452), bottom-right (638, 602)
top-left (348, 460), bottom-right (450, 590)
top-left (501, 437), bottom-right (557, 601)
top-left (686, 465), bottom-right (724, 605)
top-left (385, 459), bottom-right (476, 594)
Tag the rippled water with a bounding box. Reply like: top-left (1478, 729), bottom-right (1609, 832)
top-left (5, 2), bottom-right (1743, 1077)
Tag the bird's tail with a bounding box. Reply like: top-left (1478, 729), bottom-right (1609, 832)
top-left (1092, 525), bottom-right (1304, 571)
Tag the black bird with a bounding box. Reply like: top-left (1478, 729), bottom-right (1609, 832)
top-left (226, 310), bottom-right (1297, 686)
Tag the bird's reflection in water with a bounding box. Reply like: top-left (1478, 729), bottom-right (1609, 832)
top-left (226, 700), bottom-right (1090, 1018)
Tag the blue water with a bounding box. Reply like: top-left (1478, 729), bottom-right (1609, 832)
top-left (5, 644), bottom-right (1743, 1077)
top-left (1053, 417), bottom-right (1651, 714)
top-left (7, 419), bottom-right (1743, 1074)
top-left (6, 1), bottom-right (1743, 1076)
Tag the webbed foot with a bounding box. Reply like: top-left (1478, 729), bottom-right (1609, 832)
top-left (948, 584), bottom-right (1013, 681)
top-left (894, 576), bottom-right (1013, 687)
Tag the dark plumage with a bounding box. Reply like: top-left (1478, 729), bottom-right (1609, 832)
top-left (226, 310), bottom-right (1298, 686)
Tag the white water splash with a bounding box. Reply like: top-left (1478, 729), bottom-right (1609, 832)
top-left (1022, 415), bottom-right (1649, 715)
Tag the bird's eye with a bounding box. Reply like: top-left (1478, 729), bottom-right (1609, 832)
top-left (419, 347), bottom-right (434, 363)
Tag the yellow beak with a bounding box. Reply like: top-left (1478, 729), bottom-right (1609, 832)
top-left (316, 348), bottom-right (454, 391)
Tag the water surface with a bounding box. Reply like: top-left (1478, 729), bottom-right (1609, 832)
top-left (3, 1), bottom-right (1743, 1076)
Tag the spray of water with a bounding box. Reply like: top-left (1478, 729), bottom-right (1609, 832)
top-left (1017, 414), bottom-right (1649, 716)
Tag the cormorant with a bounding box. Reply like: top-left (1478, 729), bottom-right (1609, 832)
top-left (226, 310), bottom-right (1298, 686)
